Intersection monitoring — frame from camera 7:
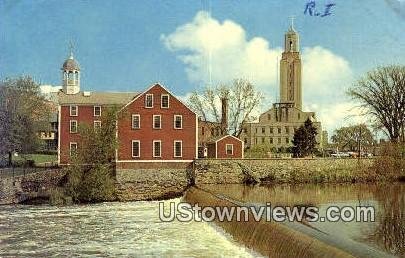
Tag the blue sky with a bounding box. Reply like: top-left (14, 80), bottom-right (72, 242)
top-left (1, 0), bottom-right (404, 133)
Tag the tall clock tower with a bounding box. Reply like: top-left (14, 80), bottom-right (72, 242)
top-left (279, 20), bottom-right (302, 110)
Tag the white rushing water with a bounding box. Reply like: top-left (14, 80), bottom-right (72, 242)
top-left (0, 198), bottom-right (258, 257)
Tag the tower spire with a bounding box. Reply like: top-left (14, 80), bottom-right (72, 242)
top-left (69, 41), bottom-right (74, 59)
top-left (289, 16), bottom-right (295, 31)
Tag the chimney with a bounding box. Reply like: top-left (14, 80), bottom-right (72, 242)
top-left (221, 97), bottom-right (228, 135)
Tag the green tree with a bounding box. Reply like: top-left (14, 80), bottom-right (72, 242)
top-left (0, 76), bottom-right (50, 165)
top-left (348, 66), bottom-right (405, 142)
top-left (331, 124), bottom-right (375, 151)
top-left (292, 118), bottom-right (318, 157)
top-left (62, 106), bottom-right (120, 203)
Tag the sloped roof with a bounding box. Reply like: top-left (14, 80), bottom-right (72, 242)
top-left (57, 90), bottom-right (139, 105)
top-left (207, 135), bottom-right (243, 144)
top-left (62, 57), bottom-right (80, 71)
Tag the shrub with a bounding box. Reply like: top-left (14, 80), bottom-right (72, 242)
top-left (374, 143), bottom-right (405, 177)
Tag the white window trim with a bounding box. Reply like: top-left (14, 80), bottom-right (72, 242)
top-left (226, 144), bottom-right (234, 155)
top-left (132, 140), bottom-right (140, 158)
top-left (161, 94), bottom-right (170, 109)
top-left (153, 115), bottom-right (161, 129)
top-left (153, 140), bottom-right (162, 158)
top-left (145, 94), bottom-right (154, 108)
top-left (70, 120), bottom-right (78, 133)
top-left (69, 142), bottom-right (77, 156)
top-left (174, 115), bottom-right (183, 129)
top-left (70, 105), bottom-right (78, 116)
top-left (132, 114), bottom-right (140, 129)
top-left (173, 140), bottom-right (183, 158)
top-left (94, 106), bottom-right (101, 117)
top-left (94, 120), bottom-right (101, 129)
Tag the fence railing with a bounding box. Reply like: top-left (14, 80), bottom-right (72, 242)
top-left (0, 162), bottom-right (59, 179)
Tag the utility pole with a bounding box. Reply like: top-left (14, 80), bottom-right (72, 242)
top-left (358, 125), bottom-right (362, 161)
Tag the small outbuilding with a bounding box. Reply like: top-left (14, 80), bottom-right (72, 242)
top-left (207, 135), bottom-right (244, 159)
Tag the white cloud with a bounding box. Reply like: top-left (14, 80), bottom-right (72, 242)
top-left (162, 11), bottom-right (355, 133)
top-left (161, 11), bottom-right (282, 91)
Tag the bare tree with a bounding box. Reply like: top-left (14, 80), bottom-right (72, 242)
top-left (188, 79), bottom-right (263, 137)
top-left (348, 66), bottom-right (405, 142)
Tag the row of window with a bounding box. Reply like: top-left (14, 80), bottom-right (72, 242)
top-left (246, 137), bottom-right (292, 145)
top-left (266, 113), bottom-right (301, 120)
top-left (69, 140), bottom-right (184, 158)
top-left (132, 114), bottom-right (183, 129)
top-left (69, 120), bottom-right (101, 133)
top-left (70, 105), bottom-right (101, 117)
top-left (69, 114), bottom-right (183, 133)
top-left (145, 94), bottom-right (170, 109)
top-left (132, 140), bottom-right (183, 158)
top-left (243, 126), bottom-right (298, 135)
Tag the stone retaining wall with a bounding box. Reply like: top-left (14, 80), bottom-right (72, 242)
top-left (195, 158), bottom-right (376, 184)
top-left (115, 168), bottom-right (191, 201)
top-left (0, 169), bottom-right (65, 205)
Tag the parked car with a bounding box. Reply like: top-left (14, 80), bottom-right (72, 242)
top-left (331, 152), bottom-right (350, 158)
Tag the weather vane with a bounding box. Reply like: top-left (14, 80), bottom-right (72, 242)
top-left (69, 40), bottom-right (74, 58)
top-left (289, 15), bottom-right (296, 29)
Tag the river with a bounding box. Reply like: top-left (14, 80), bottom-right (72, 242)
top-left (0, 199), bottom-right (257, 257)
top-left (1, 183), bottom-right (404, 257)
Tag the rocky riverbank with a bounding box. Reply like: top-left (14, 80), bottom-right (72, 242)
top-left (1, 158), bottom-right (403, 204)
top-left (0, 169), bottom-right (65, 205)
top-left (194, 158), bottom-right (403, 185)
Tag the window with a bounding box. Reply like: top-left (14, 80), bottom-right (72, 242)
top-left (262, 137), bottom-right (265, 143)
top-left (268, 114), bottom-right (271, 120)
top-left (174, 115), bottom-right (183, 129)
top-left (243, 128), bottom-right (248, 133)
top-left (202, 127), bottom-right (205, 135)
top-left (285, 127), bottom-right (289, 134)
top-left (174, 141), bottom-right (182, 157)
top-left (132, 140), bottom-right (140, 158)
top-left (94, 121), bottom-right (101, 130)
top-left (70, 142), bottom-right (77, 156)
top-left (262, 127), bottom-right (265, 134)
top-left (153, 140), bottom-right (161, 157)
top-left (226, 144), bottom-right (233, 155)
top-left (270, 138), bottom-right (273, 144)
top-left (70, 120), bottom-right (77, 133)
top-left (94, 106), bottom-right (101, 116)
top-left (132, 114), bottom-right (140, 129)
top-left (270, 127), bottom-right (273, 134)
top-left (286, 137), bottom-right (289, 144)
top-left (244, 138), bottom-right (248, 144)
top-left (153, 115), bottom-right (161, 129)
top-left (145, 94), bottom-right (153, 108)
top-left (278, 138), bottom-right (281, 144)
top-left (70, 105), bottom-right (78, 116)
top-left (298, 113), bottom-right (301, 119)
top-left (161, 94), bottom-right (170, 108)
top-left (278, 127), bottom-right (281, 134)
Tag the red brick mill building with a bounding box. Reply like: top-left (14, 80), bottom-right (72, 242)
top-left (57, 53), bottom-right (241, 167)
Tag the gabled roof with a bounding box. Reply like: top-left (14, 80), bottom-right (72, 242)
top-left (58, 90), bottom-right (139, 105)
top-left (208, 134), bottom-right (243, 144)
top-left (119, 82), bottom-right (197, 115)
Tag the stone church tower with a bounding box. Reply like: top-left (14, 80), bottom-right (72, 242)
top-left (279, 21), bottom-right (302, 110)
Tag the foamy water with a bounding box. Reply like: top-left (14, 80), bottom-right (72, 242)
top-left (0, 198), bottom-right (257, 257)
